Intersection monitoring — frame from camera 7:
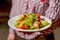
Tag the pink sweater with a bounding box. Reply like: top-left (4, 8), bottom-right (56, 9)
top-left (9, 0), bottom-right (59, 39)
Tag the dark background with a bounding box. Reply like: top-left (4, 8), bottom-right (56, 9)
top-left (0, 0), bottom-right (11, 22)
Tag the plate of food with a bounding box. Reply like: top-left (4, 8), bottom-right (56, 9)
top-left (8, 13), bottom-right (52, 32)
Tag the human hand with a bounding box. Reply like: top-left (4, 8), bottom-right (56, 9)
top-left (7, 33), bottom-right (15, 40)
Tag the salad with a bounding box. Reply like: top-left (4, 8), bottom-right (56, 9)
top-left (14, 13), bottom-right (50, 30)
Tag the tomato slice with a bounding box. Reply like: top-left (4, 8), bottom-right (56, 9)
top-left (36, 13), bottom-right (41, 21)
top-left (36, 13), bottom-right (40, 17)
top-left (23, 13), bottom-right (27, 18)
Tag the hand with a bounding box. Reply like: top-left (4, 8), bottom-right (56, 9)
top-left (7, 33), bottom-right (15, 40)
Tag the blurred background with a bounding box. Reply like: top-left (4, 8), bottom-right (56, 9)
top-left (0, 0), bottom-right (11, 22)
top-left (0, 0), bottom-right (11, 40)
top-left (0, 0), bottom-right (60, 40)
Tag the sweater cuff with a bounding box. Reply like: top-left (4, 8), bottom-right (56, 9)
top-left (9, 28), bottom-right (14, 34)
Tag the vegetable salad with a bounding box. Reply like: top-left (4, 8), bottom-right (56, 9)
top-left (14, 13), bottom-right (50, 30)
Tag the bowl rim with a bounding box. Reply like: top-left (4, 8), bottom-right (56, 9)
top-left (8, 15), bottom-right (52, 32)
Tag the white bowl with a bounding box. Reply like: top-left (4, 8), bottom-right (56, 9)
top-left (8, 15), bottom-right (52, 32)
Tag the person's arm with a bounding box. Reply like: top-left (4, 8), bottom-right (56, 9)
top-left (7, 0), bottom-right (16, 40)
top-left (7, 25), bottom-right (15, 40)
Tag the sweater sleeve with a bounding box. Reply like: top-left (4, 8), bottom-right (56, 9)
top-left (9, 28), bottom-right (15, 34)
top-left (8, 0), bottom-right (16, 34)
top-left (45, 0), bottom-right (58, 23)
top-left (58, 0), bottom-right (60, 20)
top-left (9, 0), bottom-right (19, 34)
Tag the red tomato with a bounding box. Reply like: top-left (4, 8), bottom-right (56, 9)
top-left (36, 13), bottom-right (40, 17)
top-left (36, 13), bottom-right (41, 21)
top-left (38, 22), bottom-right (40, 26)
top-left (23, 13), bottom-right (27, 18)
top-left (38, 17), bottom-right (41, 21)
